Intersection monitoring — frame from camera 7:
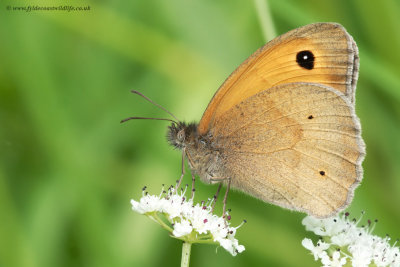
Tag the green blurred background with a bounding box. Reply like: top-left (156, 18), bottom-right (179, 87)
top-left (1, 0), bottom-right (399, 266)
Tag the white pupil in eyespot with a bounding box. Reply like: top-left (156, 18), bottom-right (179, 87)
top-left (303, 55), bottom-right (308, 60)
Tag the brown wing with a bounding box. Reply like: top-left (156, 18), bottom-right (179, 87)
top-left (198, 23), bottom-right (359, 135)
top-left (213, 83), bottom-right (365, 218)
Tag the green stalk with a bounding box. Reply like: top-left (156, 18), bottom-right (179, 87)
top-left (181, 242), bottom-right (192, 267)
top-left (253, 0), bottom-right (277, 41)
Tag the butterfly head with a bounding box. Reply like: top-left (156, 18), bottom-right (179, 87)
top-left (167, 122), bottom-right (198, 150)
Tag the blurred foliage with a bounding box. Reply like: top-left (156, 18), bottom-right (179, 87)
top-left (1, 0), bottom-right (399, 266)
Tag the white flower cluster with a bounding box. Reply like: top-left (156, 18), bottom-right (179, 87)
top-left (302, 212), bottom-right (399, 267)
top-left (131, 185), bottom-right (245, 256)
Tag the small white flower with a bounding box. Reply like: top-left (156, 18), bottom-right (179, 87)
top-left (330, 232), bottom-right (352, 247)
top-left (131, 185), bottom-right (245, 256)
top-left (302, 216), bottom-right (325, 233)
top-left (350, 247), bottom-right (372, 267)
top-left (219, 226), bottom-right (246, 256)
top-left (321, 251), bottom-right (346, 267)
top-left (302, 212), bottom-right (400, 267)
top-left (173, 218), bottom-right (193, 237)
top-left (302, 238), bottom-right (330, 260)
top-left (302, 238), bottom-right (314, 251)
top-left (302, 216), bottom-right (347, 237)
top-left (131, 193), bottom-right (161, 214)
top-left (190, 204), bottom-right (212, 234)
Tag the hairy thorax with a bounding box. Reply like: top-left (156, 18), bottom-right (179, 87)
top-left (167, 122), bottom-right (225, 184)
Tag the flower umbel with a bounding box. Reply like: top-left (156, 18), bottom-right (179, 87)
top-left (131, 185), bottom-right (245, 256)
top-left (302, 212), bottom-right (400, 267)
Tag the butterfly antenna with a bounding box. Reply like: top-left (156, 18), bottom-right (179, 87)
top-left (120, 116), bottom-right (176, 124)
top-left (130, 90), bottom-right (180, 122)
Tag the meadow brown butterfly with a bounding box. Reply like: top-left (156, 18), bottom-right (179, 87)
top-left (123, 23), bottom-right (365, 218)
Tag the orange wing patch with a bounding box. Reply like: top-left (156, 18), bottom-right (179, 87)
top-left (198, 23), bottom-right (359, 135)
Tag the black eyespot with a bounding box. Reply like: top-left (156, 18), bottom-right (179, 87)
top-left (296, 50), bottom-right (315, 70)
top-left (308, 115), bottom-right (314, 119)
top-left (319, 171), bottom-right (325, 176)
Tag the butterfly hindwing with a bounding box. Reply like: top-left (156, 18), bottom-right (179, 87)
top-left (212, 82), bottom-right (365, 217)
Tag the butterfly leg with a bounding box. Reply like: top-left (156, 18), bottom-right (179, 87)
top-left (190, 171), bottom-right (195, 199)
top-left (222, 178), bottom-right (231, 224)
top-left (211, 183), bottom-right (223, 212)
top-left (175, 148), bottom-right (186, 191)
top-left (184, 149), bottom-right (197, 198)
top-left (209, 177), bottom-right (231, 223)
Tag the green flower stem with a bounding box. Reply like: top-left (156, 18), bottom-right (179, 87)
top-left (147, 213), bottom-right (174, 232)
top-left (189, 239), bottom-right (215, 244)
top-left (170, 231), bottom-right (216, 244)
top-left (181, 242), bottom-right (192, 267)
top-left (253, 0), bottom-right (277, 41)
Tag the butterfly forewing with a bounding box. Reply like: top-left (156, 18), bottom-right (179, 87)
top-left (198, 23), bottom-right (359, 135)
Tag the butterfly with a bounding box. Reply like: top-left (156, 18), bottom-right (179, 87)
top-left (123, 23), bottom-right (365, 218)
